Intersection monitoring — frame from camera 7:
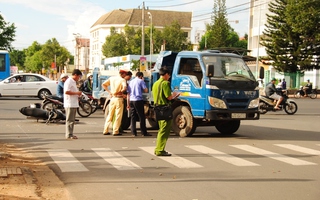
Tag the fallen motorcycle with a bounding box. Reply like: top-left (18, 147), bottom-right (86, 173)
top-left (42, 93), bottom-right (93, 117)
top-left (19, 103), bottom-right (66, 123)
top-left (259, 90), bottom-right (298, 115)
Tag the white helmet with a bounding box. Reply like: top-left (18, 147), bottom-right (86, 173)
top-left (60, 73), bottom-right (68, 79)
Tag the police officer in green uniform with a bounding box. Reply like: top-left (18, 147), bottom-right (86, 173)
top-left (152, 67), bottom-right (179, 156)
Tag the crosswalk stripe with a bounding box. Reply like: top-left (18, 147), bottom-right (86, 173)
top-left (231, 145), bottom-right (317, 166)
top-left (186, 145), bottom-right (260, 166)
top-left (47, 149), bottom-right (89, 172)
top-left (275, 144), bottom-right (320, 155)
top-left (92, 148), bottom-right (141, 170)
top-left (139, 147), bottom-right (203, 169)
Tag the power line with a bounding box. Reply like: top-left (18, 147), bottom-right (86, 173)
top-left (150, 0), bottom-right (204, 8)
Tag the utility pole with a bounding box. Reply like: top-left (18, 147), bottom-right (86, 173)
top-left (141, 1), bottom-right (145, 56)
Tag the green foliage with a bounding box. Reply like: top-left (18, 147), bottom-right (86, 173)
top-left (199, 0), bottom-right (246, 50)
top-left (9, 49), bottom-right (25, 69)
top-left (0, 14), bottom-right (16, 51)
top-left (102, 21), bottom-right (190, 58)
top-left (262, 0), bottom-right (320, 73)
top-left (161, 21), bottom-right (190, 51)
top-left (22, 39), bottom-right (71, 73)
top-left (102, 27), bottom-right (127, 57)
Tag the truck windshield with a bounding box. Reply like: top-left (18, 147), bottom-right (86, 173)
top-left (203, 56), bottom-right (255, 80)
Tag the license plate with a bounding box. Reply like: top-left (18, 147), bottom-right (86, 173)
top-left (231, 113), bottom-right (246, 118)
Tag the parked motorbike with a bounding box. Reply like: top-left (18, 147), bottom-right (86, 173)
top-left (42, 93), bottom-right (93, 117)
top-left (259, 90), bottom-right (298, 115)
top-left (19, 103), bottom-right (65, 123)
top-left (294, 86), bottom-right (317, 99)
top-left (81, 91), bottom-right (99, 114)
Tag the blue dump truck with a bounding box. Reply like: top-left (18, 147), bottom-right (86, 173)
top-left (93, 50), bottom-right (260, 137)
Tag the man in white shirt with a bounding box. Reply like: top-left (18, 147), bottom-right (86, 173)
top-left (64, 69), bottom-right (82, 139)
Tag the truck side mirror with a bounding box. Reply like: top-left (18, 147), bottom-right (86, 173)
top-left (259, 66), bottom-right (264, 79)
top-left (206, 64), bottom-right (214, 77)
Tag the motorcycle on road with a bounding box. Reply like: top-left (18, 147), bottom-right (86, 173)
top-left (42, 93), bottom-right (93, 117)
top-left (259, 90), bottom-right (298, 115)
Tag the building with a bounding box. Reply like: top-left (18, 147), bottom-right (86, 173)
top-left (89, 8), bottom-right (192, 70)
top-left (73, 37), bottom-right (90, 72)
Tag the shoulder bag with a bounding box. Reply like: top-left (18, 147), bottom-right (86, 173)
top-left (154, 80), bottom-right (173, 121)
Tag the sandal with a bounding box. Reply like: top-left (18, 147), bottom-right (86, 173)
top-left (274, 107), bottom-right (280, 110)
top-left (67, 135), bottom-right (78, 139)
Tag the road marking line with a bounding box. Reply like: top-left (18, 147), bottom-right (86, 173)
top-left (275, 144), bottom-right (320, 155)
top-left (92, 148), bottom-right (141, 170)
top-left (139, 147), bottom-right (203, 169)
top-left (47, 149), bottom-right (89, 172)
top-left (231, 145), bottom-right (317, 166)
top-left (186, 145), bottom-right (259, 166)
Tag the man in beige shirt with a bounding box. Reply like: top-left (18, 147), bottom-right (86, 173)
top-left (102, 70), bottom-right (128, 136)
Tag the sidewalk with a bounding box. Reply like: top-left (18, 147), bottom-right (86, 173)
top-left (0, 143), bottom-right (69, 200)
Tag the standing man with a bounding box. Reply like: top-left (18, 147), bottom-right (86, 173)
top-left (57, 73), bottom-right (68, 101)
top-left (64, 69), bottom-right (82, 139)
top-left (152, 67), bottom-right (179, 156)
top-left (127, 72), bottom-right (151, 137)
top-left (102, 69), bottom-right (128, 136)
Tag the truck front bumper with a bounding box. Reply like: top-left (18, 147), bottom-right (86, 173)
top-left (205, 110), bottom-right (260, 120)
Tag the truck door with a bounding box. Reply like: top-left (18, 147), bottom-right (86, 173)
top-left (171, 57), bottom-right (205, 117)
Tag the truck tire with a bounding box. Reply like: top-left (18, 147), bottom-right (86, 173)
top-left (215, 120), bottom-right (240, 135)
top-left (148, 118), bottom-right (159, 129)
top-left (172, 106), bottom-right (196, 137)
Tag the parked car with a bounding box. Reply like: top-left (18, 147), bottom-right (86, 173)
top-left (0, 73), bottom-right (58, 99)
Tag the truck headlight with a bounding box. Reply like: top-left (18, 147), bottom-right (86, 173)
top-left (208, 97), bottom-right (227, 109)
top-left (248, 98), bottom-right (259, 108)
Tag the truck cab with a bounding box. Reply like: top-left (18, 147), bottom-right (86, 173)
top-left (151, 51), bottom-right (260, 137)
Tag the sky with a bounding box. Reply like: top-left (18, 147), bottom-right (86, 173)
top-left (0, 0), bottom-right (250, 53)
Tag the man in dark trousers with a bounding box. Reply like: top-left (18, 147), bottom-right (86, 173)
top-left (127, 72), bottom-right (151, 137)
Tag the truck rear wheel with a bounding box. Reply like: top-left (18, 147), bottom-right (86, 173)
top-left (148, 118), bottom-right (159, 129)
top-left (215, 120), bottom-right (240, 135)
top-left (172, 106), bottom-right (196, 137)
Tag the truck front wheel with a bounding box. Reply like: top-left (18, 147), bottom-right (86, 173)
top-left (215, 120), bottom-right (240, 135)
top-left (172, 106), bottom-right (196, 137)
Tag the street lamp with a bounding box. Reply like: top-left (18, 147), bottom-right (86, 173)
top-left (73, 33), bottom-right (81, 69)
top-left (147, 12), bottom-right (152, 69)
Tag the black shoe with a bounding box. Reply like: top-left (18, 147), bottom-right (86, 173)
top-left (113, 133), bottom-right (122, 136)
top-left (142, 133), bottom-right (152, 137)
top-left (103, 132), bottom-right (110, 135)
top-left (155, 151), bottom-right (172, 156)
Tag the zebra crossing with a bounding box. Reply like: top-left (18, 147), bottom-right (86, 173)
top-left (46, 144), bottom-right (320, 173)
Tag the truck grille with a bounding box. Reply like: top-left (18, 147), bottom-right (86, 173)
top-left (226, 98), bottom-right (248, 109)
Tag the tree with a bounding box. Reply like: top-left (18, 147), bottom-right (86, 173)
top-left (161, 21), bottom-right (191, 51)
top-left (9, 49), bottom-right (25, 68)
top-left (102, 27), bottom-right (127, 57)
top-left (199, 0), bottom-right (246, 50)
top-left (41, 38), bottom-right (71, 73)
top-left (262, 0), bottom-right (320, 73)
top-left (0, 14), bottom-right (16, 51)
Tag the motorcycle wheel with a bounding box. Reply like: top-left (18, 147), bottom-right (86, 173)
top-left (77, 102), bottom-right (92, 117)
top-left (91, 99), bottom-right (99, 113)
top-left (42, 102), bottom-right (61, 112)
top-left (294, 91), bottom-right (302, 99)
top-left (284, 101), bottom-right (298, 115)
top-left (309, 91), bottom-right (317, 99)
top-left (259, 102), bottom-right (268, 114)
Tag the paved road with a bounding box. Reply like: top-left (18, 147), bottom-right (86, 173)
top-left (1, 97), bottom-right (320, 200)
